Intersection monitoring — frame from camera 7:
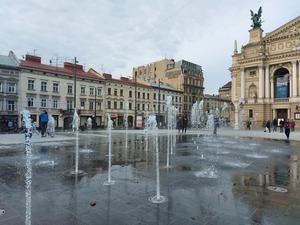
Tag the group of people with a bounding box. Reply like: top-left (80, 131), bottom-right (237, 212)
top-left (177, 115), bottom-right (188, 134)
top-left (264, 118), bottom-right (295, 142)
top-left (39, 110), bottom-right (55, 137)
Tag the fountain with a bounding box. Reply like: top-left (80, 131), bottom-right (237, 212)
top-left (103, 114), bottom-right (116, 185)
top-left (71, 109), bottom-right (83, 175)
top-left (148, 115), bottom-right (168, 204)
top-left (22, 109), bottom-right (33, 225)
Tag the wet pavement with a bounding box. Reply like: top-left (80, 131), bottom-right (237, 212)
top-left (0, 128), bottom-right (299, 225)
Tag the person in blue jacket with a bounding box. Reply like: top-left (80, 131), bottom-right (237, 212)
top-left (39, 110), bottom-right (49, 137)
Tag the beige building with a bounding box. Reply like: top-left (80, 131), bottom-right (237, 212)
top-left (133, 59), bottom-right (204, 119)
top-left (19, 54), bottom-right (106, 129)
top-left (230, 16), bottom-right (300, 128)
top-left (102, 73), bottom-right (183, 128)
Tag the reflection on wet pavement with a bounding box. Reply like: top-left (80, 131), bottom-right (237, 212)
top-left (0, 132), bottom-right (299, 224)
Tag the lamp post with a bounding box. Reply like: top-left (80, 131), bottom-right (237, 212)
top-left (73, 57), bottom-right (77, 110)
top-left (94, 87), bottom-right (97, 128)
top-left (134, 73), bottom-right (137, 129)
top-left (158, 79), bottom-right (161, 128)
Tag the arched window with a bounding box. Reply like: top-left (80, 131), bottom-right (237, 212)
top-left (274, 68), bottom-right (290, 98)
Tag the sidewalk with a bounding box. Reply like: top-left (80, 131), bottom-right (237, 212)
top-left (0, 127), bottom-right (299, 146)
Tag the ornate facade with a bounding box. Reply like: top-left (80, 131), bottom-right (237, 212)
top-left (230, 16), bottom-right (300, 128)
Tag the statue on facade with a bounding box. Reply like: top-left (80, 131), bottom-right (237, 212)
top-left (250, 6), bottom-right (263, 28)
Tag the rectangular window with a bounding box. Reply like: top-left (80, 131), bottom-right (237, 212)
top-left (52, 100), bottom-right (58, 108)
top-left (41, 81), bottom-right (47, 91)
top-left (67, 85), bottom-right (73, 94)
top-left (97, 88), bottom-right (102, 96)
top-left (90, 87), bottom-right (95, 96)
top-left (114, 101), bottom-right (117, 109)
top-left (41, 99), bottom-right (47, 107)
top-left (142, 93), bottom-right (145, 99)
top-left (81, 86), bottom-right (86, 95)
top-left (137, 104), bottom-right (140, 110)
top-left (27, 98), bottom-right (34, 107)
top-left (114, 89), bottom-right (117, 96)
top-left (120, 102), bottom-right (123, 109)
top-left (67, 100), bottom-right (73, 110)
top-left (80, 101), bottom-right (85, 108)
top-left (138, 92), bottom-right (140, 99)
top-left (142, 104), bottom-right (145, 111)
top-left (108, 88), bottom-right (111, 95)
top-left (147, 93), bottom-right (150, 99)
top-left (129, 102), bottom-right (132, 110)
top-left (249, 109), bottom-right (253, 118)
top-left (153, 93), bottom-right (156, 100)
top-left (28, 80), bottom-right (34, 90)
top-left (8, 83), bottom-right (16, 93)
top-left (89, 102), bottom-right (93, 110)
top-left (8, 101), bottom-right (15, 111)
top-left (120, 89), bottom-right (123, 96)
top-left (53, 83), bottom-right (59, 92)
top-left (107, 101), bottom-right (111, 109)
top-left (129, 90), bottom-right (132, 98)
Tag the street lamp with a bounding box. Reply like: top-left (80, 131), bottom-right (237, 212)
top-left (158, 79), bottom-right (161, 128)
top-left (94, 87), bottom-right (97, 128)
top-left (73, 57), bottom-right (78, 110)
top-left (134, 73), bottom-right (137, 129)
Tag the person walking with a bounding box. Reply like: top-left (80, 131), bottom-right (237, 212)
top-left (272, 118), bottom-right (278, 132)
top-left (213, 116), bottom-right (219, 135)
top-left (284, 119), bottom-right (292, 142)
top-left (177, 116), bottom-right (182, 135)
top-left (264, 120), bottom-right (271, 133)
top-left (181, 115), bottom-right (188, 133)
top-left (39, 110), bottom-right (49, 137)
top-left (246, 120), bottom-right (252, 130)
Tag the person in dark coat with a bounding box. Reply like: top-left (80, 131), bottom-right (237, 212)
top-left (181, 115), bottom-right (188, 133)
top-left (272, 118), bottom-right (278, 132)
top-left (177, 116), bottom-right (182, 135)
top-left (264, 120), bottom-right (271, 133)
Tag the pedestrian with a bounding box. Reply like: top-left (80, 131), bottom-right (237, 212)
top-left (272, 118), bottom-right (278, 132)
top-left (284, 119), bottom-right (292, 142)
top-left (213, 116), bottom-right (219, 135)
top-left (279, 119), bottom-right (284, 133)
top-left (291, 119), bottom-right (295, 132)
top-left (177, 116), bottom-right (182, 135)
top-left (246, 120), bottom-right (252, 130)
top-left (39, 110), bottom-right (48, 137)
top-left (182, 115), bottom-right (188, 133)
top-left (264, 120), bottom-right (271, 133)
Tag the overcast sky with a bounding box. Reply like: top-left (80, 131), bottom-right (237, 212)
top-left (1, 0), bottom-right (299, 94)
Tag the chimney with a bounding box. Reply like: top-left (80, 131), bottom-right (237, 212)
top-left (64, 62), bottom-right (83, 71)
top-left (25, 54), bottom-right (41, 63)
top-left (103, 73), bottom-right (112, 79)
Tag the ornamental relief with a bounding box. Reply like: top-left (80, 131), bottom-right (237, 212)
top-left (244, 46), bottom-right (260, 57)
top-left (269, 62), bottom-right (291, 75)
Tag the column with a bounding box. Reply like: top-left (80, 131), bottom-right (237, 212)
top-left (240, 68), bottom-right (245, 99)
top-left (231, 74), bottom-right (236, 102)
top-left (270, 76), bottom-right (274, 99)
top-left (265, 65), bottom-right (270, 98)
top-left (292, 60), bottom-right (297, 97)
top-left (258, 65), bottom-right (264, 98)
top-left (289, 75), bottom-right (292, 97)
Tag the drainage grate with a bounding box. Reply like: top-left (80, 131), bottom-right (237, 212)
top-left (0, 209), bottom-right (6, 216)
top-left (267, 186), bottom-right (288, 193)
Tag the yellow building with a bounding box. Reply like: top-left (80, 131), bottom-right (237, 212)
top-left (230, 16), bottom-right (300, 128)
top-left (133, 59), bottom-right (204, 118)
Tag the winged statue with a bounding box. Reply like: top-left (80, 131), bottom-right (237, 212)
top-left (250, 6), bottom-right (263, 28)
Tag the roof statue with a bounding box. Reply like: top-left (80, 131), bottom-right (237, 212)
top-left (250, 6), bottom-right (263, 28)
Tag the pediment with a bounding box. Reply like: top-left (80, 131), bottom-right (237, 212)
top-left (264, 16), bottom-right (300, 42)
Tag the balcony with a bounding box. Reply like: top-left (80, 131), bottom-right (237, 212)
top-left (274, 98), bottom-right (289, 103)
